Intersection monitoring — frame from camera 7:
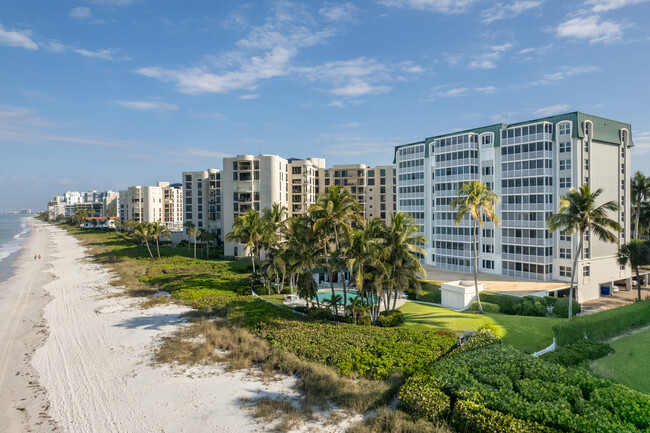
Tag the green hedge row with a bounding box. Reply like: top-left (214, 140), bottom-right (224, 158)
top-left (553, 299), bottom-right (650, 346)
top-left (400, 343), bottom-right (650, 432)
top-left (376, 310), bottom-right (405, 327)
top-left (541, 340), bottom-right (612, 366)
top-left (552, 297), bottom-right (581, 318)
top-left (470, 301), bottom-right (501, 313)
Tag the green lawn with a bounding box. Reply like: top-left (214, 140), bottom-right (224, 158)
top-left (590, 326), bottom-right (650, 394)
top-left (260, 294), bottom-right (286, 306)
top-left (399, 301), bottom-right (562, 353)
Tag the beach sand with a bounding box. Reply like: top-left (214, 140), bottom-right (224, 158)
top-left (0, 218), bottom-right (56, 432)
top-left (1, 221), bottom-right (354, 432)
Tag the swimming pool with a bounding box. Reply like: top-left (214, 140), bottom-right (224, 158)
top-left (313, 290), bottom-right (365, 303)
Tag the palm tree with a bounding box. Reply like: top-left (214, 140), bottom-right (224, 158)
top-left (385, 213), bottom-right (428, 311)
top-left (348, 296), bottom-right (367, 325)
top-left (547, 185), bottom-right (621, 319)
top-left (183, 221), bottom-right (195, 255)
top-left (133, 222), bottom-right (154, 259)
top-left (149, 222), bottom-right (171, 260)
top-left (106, 208), bottom-right (117, 217)
top-left (323, 294), bottom-right (342, 315)
top-left (190, 227), bottom-right (200, 259)
top-left (72, 209), bottom-right (88, 226)
top-left (345, 220), bottom-right (386, 314)
top-left (226, 209), bottom-right (268, 273)
top-left (450, 181), bottom-right (500, 314)
top-left (631, 171), bottom-right (650, 239)
top-left (310, 186), bottom-right (363, 309)
top-left (618, 240), bottom-right (650, 301)
top-left (287, 215), bottom-right (322, 308)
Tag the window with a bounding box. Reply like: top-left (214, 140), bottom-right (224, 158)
top-left (583, 266), bottom-right (590, 277)
top-left (482, 244), bottom-right (493, 253)
top-left (559, 266), bottom-right (572, 277)
top-left (482, 260), bottom-right (494, 270)
top-left (559, 123), bottom-right (571, 135)
top-left (560, 248), bottom-right (571, 259)
top-left (560, 177), bottom-right (571, 188)
top-left (559, 142), bottom-right (571, 153)
top-left (560, 160), bottom-right (571, 171)
top-left (584, 160), bottom-right (589, 171)
top-left (560, 231), bottom-right (570, 242)
top-left (584, 142), bottom-right (589, 153)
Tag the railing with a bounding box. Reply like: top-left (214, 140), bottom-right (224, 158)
top-left (531, 338), bottom-right (556, 357)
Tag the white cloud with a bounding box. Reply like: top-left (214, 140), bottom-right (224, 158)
top-left (240, 94), bottom-right (260, 100)
top-left (379, 0), bottom-right (480, 14)
top-left (110, 100), bottom-right (179, 111)
top-left (633, 131), bottom-right (650, 154)
top-left (0, 24), bottom-right (38, 50)
top-left (429, 85), bottom-right (469, 100)
top-left (555, 15), bottom-right (623, 43)
top-left (481, 1), bottom-right (543, 24)
top-left (182, 148), bottom-right (233, 158)
top-left (469, 59), bottom-right (497, 69)
top-left (330, 80), bottom-right (391, 97)
top-left (534, 104), bottom-right (572, 116)
top-left (518, 44), bottom-right (552, 55)
top-left (73, 47), bottom-right (125, 60)
top-left (42, 40), bottom-right (66, 53)
top-left (585, 0), bottom-right (649, 12)
top-left (69, 7), bottom-right (93, 20)
top-left (475, 86), bottom-right (497, 94)
top-left (189, 111), bottom-right (225, 121)
top-left (319, 3), bottom-right (358, 21)
top-left (89, 0), bottom-right (139, 6)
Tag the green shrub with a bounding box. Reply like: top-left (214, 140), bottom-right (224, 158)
top-left (541, 340), bottom-right (612, 366)
top-left (479, 292), bottom-right (521, 315)
top-left (307, 308), bottom-right (336, 322)
top-left (514, 296), bottom-right (548, 317)
top-left (417, 282), bottom-right (442, 303)
top-left (544, 296), bottom-right (559, 306)
top-left (451, 399), bottom-right (559, 433)
top-left (552, 297), bottom-right (581, 318)
top-left (554, 299), bottom-right (650, 346)
top-left (400, 374), bottom-right (450, 422)
top-left (454, 329), bottom-right (501, 354)
top-left (259, 320), bottom-right (455, 379)
top-left (401, 344), bottom-right (648, 432)
top-left (477, 323), bottom-right (499, 334)
top-left (376, 310), bottom-right (405, 327)
top-left (470, 301), bottom-right (500, 313)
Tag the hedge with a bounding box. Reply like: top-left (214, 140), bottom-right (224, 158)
top-left (552, 297), bottom-right (581, 318)
top-left (376, 310), bottom-right (405, 327)
top-left (452, 399), bottom-right (559, 433)
top-left (470, 301), bottom-right (500, 313)
top-left (479, 292), bottom-right (521, 315)
top-left (553, 299), bottom-right (650, 346)
top-left (541, 340), bottom-right (612, 366)
top-left (400, 374), bottom-right (450, 421)
top-left (400, 344), bottom-right (650, 432)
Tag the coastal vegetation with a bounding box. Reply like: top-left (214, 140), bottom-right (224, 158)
top-left (51, 180), bottom-right (650, 432)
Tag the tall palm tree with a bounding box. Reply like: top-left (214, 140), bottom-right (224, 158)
top-left (149, 222), bottom-right (171, 260)
top-left (310, 186), bottom-right (363, 308)
top-left (450, 181), bottom-right (500, 314)
top-left (183, 221), bottom-right (195, 256)
top-left (547, 185), bottom-right (621, 319)
top-left (225, 209), bottom-right (267, 273)
top-left (618, 240), bottom-right (650, 301)
top-left (287, 216), bottom-right (322, 308)
top-left (187, 226), bottom-right (200, 259)
top-left (631, 171), bottom-right (650, 239)
top-left (73, 209), bottom-right (88, 226)
top-left (133, 222), bottom-right (154, 259)
top-left (385, 213), bottom-right (428, 311)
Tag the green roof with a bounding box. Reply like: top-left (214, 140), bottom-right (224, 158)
top-left (393, 112), bottom-right (633, 163)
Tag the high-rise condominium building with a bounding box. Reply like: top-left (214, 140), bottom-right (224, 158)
top-left (317, 164), bottom-right (396, 223)
top-left (163, 183), bottom-right (184, 231)
top-left (182, 169), bottom-right (222, 238)
top-left (119, 182), bottom-right (172, 224)
top-left (394, 112), bottom-right (632, 302)
top-left (288, 157), bottom-right (326, 217)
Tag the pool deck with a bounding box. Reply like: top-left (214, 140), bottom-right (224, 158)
top-left (423, 265), bottom-right (569, 297)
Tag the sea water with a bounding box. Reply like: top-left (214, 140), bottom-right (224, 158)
top-left (0, 214), bottom-right (32, 282)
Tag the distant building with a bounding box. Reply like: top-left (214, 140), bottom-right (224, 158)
top-left (287, 158), bottom-right (326, 217)
top-left (83, 217), bottom-right (119, 229)
top-left (163, 183), bottom-right (184, 231)
top-left (119, 183), bottom-right (165, 224)
top-left (182, 169), bottom-right (222, 238)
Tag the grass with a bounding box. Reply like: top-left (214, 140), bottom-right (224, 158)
top-left (260, 294), bottom-right (286, 306)
top-left (347, 408), bottom-right (453, 433)
top-left (590, 326), bottom-right (650, 394)
top-left (399, 301), bottom-right (562, 353)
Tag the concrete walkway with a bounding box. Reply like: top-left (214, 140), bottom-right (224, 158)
top-left (581, 285), bottom-right (650, 314)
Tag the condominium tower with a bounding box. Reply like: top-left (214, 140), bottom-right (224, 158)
top-left (182, 169), bottom-right (222, 238)
top-left (394, 112), bottom-right (632, 302)
top-left (119, 182), bottom-right (183, 229)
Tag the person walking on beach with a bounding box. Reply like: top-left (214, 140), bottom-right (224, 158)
top-left (38, 254), bottom-right (41, 260)
top-left (34, 254), bottom-right (37, 260)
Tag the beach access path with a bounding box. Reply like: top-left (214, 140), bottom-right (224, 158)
top-left (4, 221), bottom-right (309, 433)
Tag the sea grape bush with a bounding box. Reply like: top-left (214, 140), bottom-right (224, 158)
top-left (258, 319), bottom-right (455, 379)
top-left (541, 340), bottom-right (612, 366)
top-left (400, 344), bottom-right (650, 432)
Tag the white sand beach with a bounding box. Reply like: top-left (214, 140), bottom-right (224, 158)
top-left (1, 221), bottom-right (353, 432)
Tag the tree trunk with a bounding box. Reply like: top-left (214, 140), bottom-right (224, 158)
top-left (193, 236), bottom-right (197, 259)
top-left (635, 266), bottom-right (642, 301)
top-left (392, 288), bottom-right (398, 311)
top-left (144, 240), bottom-right (153, 259)
top-left (250, 250), bottom-right (256, 274)
top-left (281, 272), bottom-right (286, 295)
top-left (473, 218), bottom-right (483, 314)
top-left (568, 232), bottom-right (584, 320)
top-left (636, 203), bottom-right (641, 239)
top-left (155, 238), bottom-right (161, 260)
top-left (322, 241), bottom-right (337, 314)
top-left (333, 225), bottom-right (349, 312)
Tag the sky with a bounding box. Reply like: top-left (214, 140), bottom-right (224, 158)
top-left (1, 0), bottom-right (649, 212)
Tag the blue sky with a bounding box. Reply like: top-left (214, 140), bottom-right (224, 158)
top-left (1, 0), bottom-right (649, 211)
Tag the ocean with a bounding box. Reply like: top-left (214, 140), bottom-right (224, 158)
top-left (0, 214), bottom-right (32, 282)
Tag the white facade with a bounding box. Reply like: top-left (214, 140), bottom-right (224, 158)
top-left (182, 169), bottom-right (222, 239)
top-left (395, 112), bottom-right (632, 302)
top-left (119, 183), bottom-right (165, 223)
top-left (163, 184), bottom-right (184, 231)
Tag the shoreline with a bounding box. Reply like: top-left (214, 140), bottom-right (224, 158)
top-left (0, 218), bottom-right (57, 432)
